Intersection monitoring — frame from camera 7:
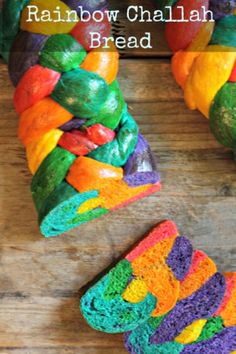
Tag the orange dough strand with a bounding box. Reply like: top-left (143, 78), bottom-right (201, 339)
top-left (126, 220), bottom-right (179, 262)
top-left (80, 42), bottom-right (119, 84)
top-left (98, 181), bottom-right (156, 210)
top-left (18, 97), bottom-right (73, 146)
top-left (179, 250), bottom-right (217, 300)
top-left (66, 156), bottom-right (123, 191)
top-left (131, 235), bottom-right (179, 316)
top-left (216, 272), bottom-right (236, 327)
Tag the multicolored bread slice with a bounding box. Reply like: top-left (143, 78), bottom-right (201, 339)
top-left (80, 220), bottom-right (236, 353)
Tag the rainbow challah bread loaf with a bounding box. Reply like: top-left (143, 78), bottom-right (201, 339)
top-left (0, 0), bottom-right (161, 237)
top-left (159, 0), bottom-right (236, 161)
top-left (80, 220), bottom-right (236, 353)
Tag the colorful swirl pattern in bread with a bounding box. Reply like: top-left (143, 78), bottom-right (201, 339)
top-left (80, 220), bottom-right (236, 353)
top-left (159, 0), bottom-right (236, 161)
top-left (0, 0), bottom-right (161, 236)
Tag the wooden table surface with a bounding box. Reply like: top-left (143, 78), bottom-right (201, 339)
top-left (0, 1), bottom-right (236, 353)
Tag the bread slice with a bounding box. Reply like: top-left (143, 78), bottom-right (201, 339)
top-left (80, 220), bottom-right (236, 353)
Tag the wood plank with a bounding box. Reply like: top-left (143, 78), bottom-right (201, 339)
top-left (0, 296), bottom-right (124, 348)
top-left (0, 56), bottom-right (236, 353)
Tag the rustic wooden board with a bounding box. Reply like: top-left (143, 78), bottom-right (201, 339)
top-left (0, 56), bottom-right (236, 353)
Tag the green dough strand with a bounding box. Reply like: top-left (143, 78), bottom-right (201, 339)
top-left (0, 0), bottom-right (29, 62)
top-left (39, 34), bottom-right (86, 73)
top-left (210, 15), bottom-right (236, 48)
top-left (148, 314), bottom-right (166, 329)
top-left (85, 80), bottom-right (125, 130)
top-left (194, 316), bottom-right (224, 343)
top-left (88, 106), bottom-right (139, 167)
top-left (104, 260), bottom-right (133, 300)
top-left (210, 83), bottom-right (236, 153)
top-left (31, 147), bottom-right (76, 212)
top-left (51, 68), bottom-right (109, 117)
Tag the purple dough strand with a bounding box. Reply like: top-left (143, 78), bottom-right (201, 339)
top-left (209, 0), bottom-right (236, 20)
top-left (124, 332), bottom-right (136, 354)
top-left (60, 118), bottom-right (86, 131)
top-left (8, 31), bottom-right (48, 86)
top-left (124, 134), bottom-right (160, 187)
top-left (182, 327), bottom-right (236, 354)
top-left (62, 0), bottom-right (108, 15)
top-left (150, 273), bottom-right (226, 344)
top-left (166, 236), bottom-right (193, 281)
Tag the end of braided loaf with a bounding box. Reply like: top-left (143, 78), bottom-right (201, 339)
top-left (159, 0), bottom-right (236, 161)
top-left (1, 0), bottom-right (161, 236)
top-left (80, 220), bottom-right (236, 353)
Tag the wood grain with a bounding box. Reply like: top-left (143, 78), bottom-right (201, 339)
top-left (0, 0), bottom-right (236, 352)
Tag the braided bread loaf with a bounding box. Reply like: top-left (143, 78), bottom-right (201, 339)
top-left (80, 220), bottom-right (236, 353)
top-left (159, 0), bottom-right (236, 161)
top-left (0, 0), bottom-right (161, 237)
